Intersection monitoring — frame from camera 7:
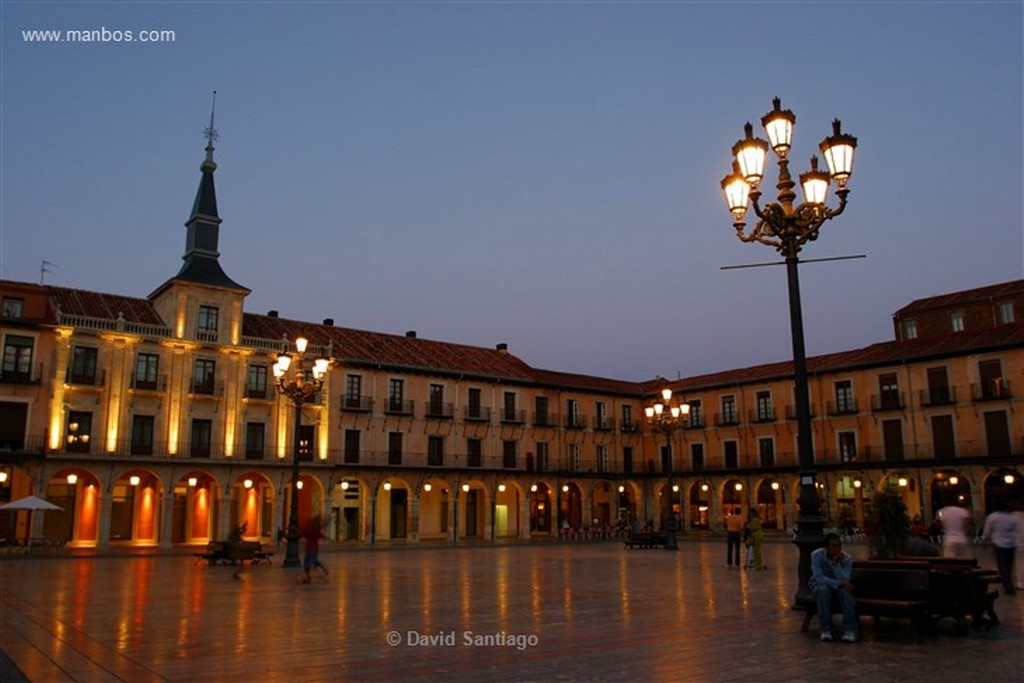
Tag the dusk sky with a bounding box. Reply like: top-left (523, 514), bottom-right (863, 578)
top-left (2, 1), bottom-right (1021, 382)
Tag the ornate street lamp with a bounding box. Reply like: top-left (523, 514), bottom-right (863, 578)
top-left (273, 336), bottom-right (329, 567)
top-left (645, 387), bottom-right (690, 550)
top-left (721, 97), bottom-right (857, 603)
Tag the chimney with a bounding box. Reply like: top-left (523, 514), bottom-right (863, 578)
top-left (268, 310), bottom-right (279, 318)
top-left (406, 330), bottom-right (417, 338)
top-left (323, 318), bottom-right (334, 327)
top-left (496, 343), bottom-right (508, 353)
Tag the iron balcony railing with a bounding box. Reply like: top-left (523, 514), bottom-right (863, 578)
top-left (500, 408), bottom-right (526, 424)
top-left (425, 401), bottom-right (455, 419)
top-left (871, 392), bottom-right (905, 412)
top-left (463, 406), bottom-right (492, 422)
top-left (65, 368), bottom-right (106, 387)
top-left (0, 362), bottom-right (44, 385)
top-left (827, 398), bottom-right (859, 416)
top-left (341, 395), bottom-right (374, 412)
top-left (972, 379), bottom-right (1012, 401)
top-left (920, 386), bottom-right (957, 407)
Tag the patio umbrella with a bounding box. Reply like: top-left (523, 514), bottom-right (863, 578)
top-left (0, 495), bottom-right (63, 511)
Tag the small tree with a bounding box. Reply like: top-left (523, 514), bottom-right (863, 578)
top-left (867, 488), bottom-right (910, 558)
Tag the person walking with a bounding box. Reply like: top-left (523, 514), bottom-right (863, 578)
top-left (982, 501), bottom-right (1018, 595)
top-left (938, 498), bottom-right (973, 559)
top-left (1013, 502), bottom-right (1024, 591)
top-left (299, 516), bottom-right (330, 583)
top-left (725, 507), bottom-right (744, 568)
top-left (746, 510), bottom-right (765, 570)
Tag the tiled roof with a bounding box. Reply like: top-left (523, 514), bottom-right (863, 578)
top-left (9, 279), bottom-right (1023, 397)
top-left (666, 323), bottom-right (1024, 393)
top-left (242, 313), bottom-right (539, 382)
top-left (48, 286), bottom-right (165, 325)
top-left (895, 280), bottom-right (1024, 316)
top-left (526, 368), bottom-right (645, 395)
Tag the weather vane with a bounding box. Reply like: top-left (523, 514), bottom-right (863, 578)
top-left (203, 90), bottom-right (218, 147)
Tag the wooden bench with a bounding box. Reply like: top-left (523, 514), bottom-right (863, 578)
top-left (623, 532), bottom-right (669, 549)
top-left (800, 560), bottom-right (932, 634)
top-left (193, 541), bottom-right (274, 566)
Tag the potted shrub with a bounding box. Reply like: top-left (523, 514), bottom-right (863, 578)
top-left (866, 488), bottom-right (910, 559)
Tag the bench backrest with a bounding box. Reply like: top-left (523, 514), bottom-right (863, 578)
top-left (852, 567), bottom-right (930, 600)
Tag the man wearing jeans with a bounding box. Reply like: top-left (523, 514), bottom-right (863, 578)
top-left (810, 533), bottom-right (857, 642)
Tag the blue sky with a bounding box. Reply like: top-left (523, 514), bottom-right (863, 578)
top-left (2, 1), bottom-right (1021, 381)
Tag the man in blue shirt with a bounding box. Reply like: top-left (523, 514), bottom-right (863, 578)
top-left (810, 533), bottom-right (857, 642)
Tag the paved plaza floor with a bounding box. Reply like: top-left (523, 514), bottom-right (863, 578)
top-left (1, 539), bottom-right (1021, 682)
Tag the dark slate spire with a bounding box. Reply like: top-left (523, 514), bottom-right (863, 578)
top-left (170, 93), bottom-right (249, 292)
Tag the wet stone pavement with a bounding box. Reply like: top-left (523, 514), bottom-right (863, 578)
top-left (1, 539), bottom-right (1021, 682)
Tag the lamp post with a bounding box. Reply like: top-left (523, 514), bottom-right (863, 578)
top-left (272, 336), bottom-right (329, 567)
top-left (721, 97), bottom-right (857, 603)
top-left (645, 387), bottom-right (690, 551)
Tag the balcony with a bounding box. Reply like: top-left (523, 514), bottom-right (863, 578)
top-left (66, 368), bottom-right (106, 387)
top-left (131, 374), bottom-right (167, 392)
top-left (500, 408), bottom-right (526, 424)
top-left (685, 415), bottom-right (706, 430)
top-left (384, 398), bottom-right (414, 416)
top-left (0, 362), bottom-right (43, 385)
top-left (827, 398), bottom-right (859, 416)
top-left (464, 406), bottom-right (491, 423)
top-left (425, 401), bottom-right (455, 420)
top-left (920, 386), bottom-right (957, 407)
top-left (871, 392), bottom-right (905, 412)
top-left (564, 415), bottom-right (587, 430)
top-left (714, 412), bottom-right (740, 428)
top-left (243, 385), bottom-right (269, 400)
top-left (972, 379), bottom-right (1011, 402)
top-left (533, 412), bottom-right (556, 428)
top-left (750, 408), bottom-right (776, 424)
top-left (341, 395), bottom-right (373, 412)
top-left (189, 379), bottom-right (222, 396)
top-left (593, 416), bottom-right (615, 431)
top-left (620, 419), bottom-right (640, 433)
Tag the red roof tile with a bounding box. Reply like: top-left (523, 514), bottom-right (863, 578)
top-left (48, 286), bottom-right (165, 325)
top-left (895, 280), bottom-right (1024, 316)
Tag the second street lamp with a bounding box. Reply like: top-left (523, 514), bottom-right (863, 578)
top-left (645, 387), bottom-right (689, 551)
top-left (721, 97), bottom-right (857, 604)
top-left (273, 336), bottom-right (329, 568)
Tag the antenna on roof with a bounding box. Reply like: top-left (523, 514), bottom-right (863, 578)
top-left (39, 260), bottom-right (56, 284)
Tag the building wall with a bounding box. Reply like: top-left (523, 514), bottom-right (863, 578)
top-left (2, 277), bottom-right (1023, 548)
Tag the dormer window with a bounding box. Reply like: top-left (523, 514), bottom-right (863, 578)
top-left (197, 305), bottom-right (219, 341)
top-left (2, 298), bottom-right (23, 318)
top-left (950, 310), bottom-right (965, 333)
top-left (903, 319), bottom-right (918, 340)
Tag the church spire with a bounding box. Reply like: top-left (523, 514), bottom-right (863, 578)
top-left (163, 93), bottom-right (248, 293)
top-left (189, 91), bottom-right (220, 228)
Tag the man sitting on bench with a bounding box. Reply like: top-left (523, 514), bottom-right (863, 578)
top-left (811, 533), bottom-right (857, 642)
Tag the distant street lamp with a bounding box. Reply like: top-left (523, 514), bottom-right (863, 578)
top-left (645, 387), bottom-right (690, 551)
top-left (721, 97), bottom-right (857, 602)
top-left (273, 336), bottom-right (329, 567)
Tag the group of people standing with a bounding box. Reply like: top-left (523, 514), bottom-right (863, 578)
top-left (724, 507), bottom-right (765, 570)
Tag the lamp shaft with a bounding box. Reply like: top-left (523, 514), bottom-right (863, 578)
top-left (785, 250), bottom-right (824, 604)
top-left (283, 396), bottom-right (303, 567)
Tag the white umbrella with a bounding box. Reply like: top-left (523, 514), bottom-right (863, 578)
top-left (0, 495), bottom-right (63, 511)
